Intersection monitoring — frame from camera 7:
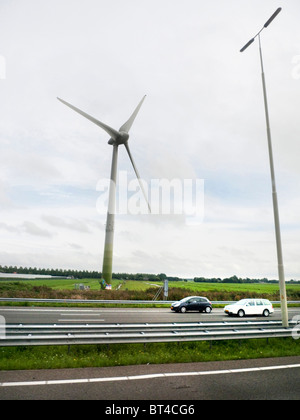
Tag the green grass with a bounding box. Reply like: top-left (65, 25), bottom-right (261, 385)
top-left (0, 279), bottom-right (299, 371)
top-left (0, 338), bottom-right (299, 371)
top-left (0, 278), bottom-right (121, 291)
top-left (1, 278), bottom-right (299, 295)
top-left (121, 280), bottom-right (159, 291)
top-left (167, 281), bottom-right (299, 295)
top-left (0, 279), bottom-right (299, 309)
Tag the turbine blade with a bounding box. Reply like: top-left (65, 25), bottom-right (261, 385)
top-left (124, 142), bottom-right (151, 213)
top-left (119, 96), bottom-right (146, 133)
top-left (57, 97), bottom-right (120, 140)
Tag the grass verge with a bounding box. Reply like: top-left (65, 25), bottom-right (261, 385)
top-left (0, 338), bottom-right (299, 371)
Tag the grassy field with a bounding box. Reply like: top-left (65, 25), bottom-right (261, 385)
top-left (0, 279), bottom-right (299, 370)
top-left (152, 281), bottom-right (299, 295)
top-left (1, 278), bottom-right (299, 294)
top-left (1, 338), bottom-right (299, 371)
top-left (0, 278), bottom-right (299, 304)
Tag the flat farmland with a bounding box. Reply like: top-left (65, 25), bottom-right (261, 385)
top-left (166, 281), bottom-right (296, 295)
top-left (0, 278), bottom-right (299, 302)
top-left (111, 279), bottom-right (300, 297)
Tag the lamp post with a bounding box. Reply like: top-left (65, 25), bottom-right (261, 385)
top-left (240, 8), bottom-right (289, 328)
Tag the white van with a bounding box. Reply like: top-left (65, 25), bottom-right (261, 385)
top-left (224, 299), bottom-right (274, 317)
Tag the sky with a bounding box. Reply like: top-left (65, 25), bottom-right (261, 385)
top-left (0, 0), bottom-right (300, 280)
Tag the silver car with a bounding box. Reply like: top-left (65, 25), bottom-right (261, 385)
top-left (224, 299), bottom-right (274, 317)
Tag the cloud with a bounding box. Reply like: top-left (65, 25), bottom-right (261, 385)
top-left (0, 181), bottom-right (13, 209)
top-left (0, 222), bottom-right (20, 234)
top-left (0, 0), bottom-right (299, 279)
top-left (0, 221), bottom-right (52, 238)
top-left (21, 221), bottom-right (53, 238)
top-left (42, 215), bottom-right (91, 233)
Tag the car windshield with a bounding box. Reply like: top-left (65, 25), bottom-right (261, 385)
top-left (233, 299), bottom-right (248, 305)
top-left (180, 297), bottom-right (196, 303)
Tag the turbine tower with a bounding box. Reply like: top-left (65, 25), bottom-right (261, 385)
top-left (58, 96), bottom-right (150, 286)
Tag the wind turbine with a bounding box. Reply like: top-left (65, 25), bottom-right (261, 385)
top-left (57, 95), bottom-right (150, 286)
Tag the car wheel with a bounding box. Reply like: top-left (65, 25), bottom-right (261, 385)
top-left (238, 309), bottom-right (245, 318)
top-left (205, 306), bottom-right (212, 313)
top-left (180, 307), bottom-right (187, 313)
top-left (263, 309), bottom-right (270, 317)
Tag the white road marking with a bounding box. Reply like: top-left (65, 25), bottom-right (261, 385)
top-left (1, 364), bottom-right (299, 388)
top-left (57, 319), bottom-right (105, 322)
top-left (0, 308), bottom-right (102, 313)
top-left (59, 314), bottom-right (103, 317)
top-left (0, 308), bottom-right (167, 313)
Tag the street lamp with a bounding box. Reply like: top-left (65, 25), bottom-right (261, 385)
top-left (240, 7), bottom-right (289, 328)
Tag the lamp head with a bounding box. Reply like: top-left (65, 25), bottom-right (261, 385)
top-left (264, 7), bottom-right (282, 28)
top-left (240, 8), bottom-right (282, 53)
top-left (240, 38), bottom-right (255, 53)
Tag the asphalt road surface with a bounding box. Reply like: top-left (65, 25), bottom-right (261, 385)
top-left (0, 357), bottom-right (299, 400)
top-left (0, 306), bottom-right (299, 324)
top-left (0, 307), bottom-right (299, 400)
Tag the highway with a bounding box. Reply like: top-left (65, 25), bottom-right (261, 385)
top-left (0, 306), bottom-right (299, 324)
top-left (0, 357), bottom-right (299, 400)
top-left (0, 306), bottom-right (299, 400)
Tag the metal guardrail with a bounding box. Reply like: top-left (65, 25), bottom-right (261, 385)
top-left (5, 320), bottom-right (290, 333)
top-left (0, 297), bottom-right (299, 305)
top-left (0, 297), bottom-right (206, 304)
top-left (0, 320), bottom-right (297, 347)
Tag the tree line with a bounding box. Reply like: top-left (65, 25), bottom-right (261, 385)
top-left (0, 265), bottom-right (299, 284)
top-left (194, 275), bottom-right (300, 284)
top-left (0, 265), bottom-right (101, 280)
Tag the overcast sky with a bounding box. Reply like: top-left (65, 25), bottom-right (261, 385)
top-left (1, 0), bottom-right (300, 280)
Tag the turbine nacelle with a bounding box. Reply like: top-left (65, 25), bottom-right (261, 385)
top-left (108, 131), bottom-right (129, 145)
